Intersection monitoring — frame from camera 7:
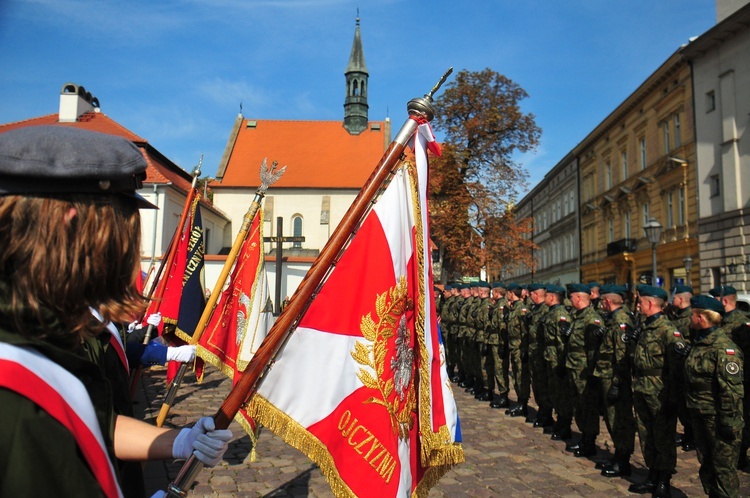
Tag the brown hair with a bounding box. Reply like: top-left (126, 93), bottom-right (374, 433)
top-left (0, 194), bottom-right (146, 348)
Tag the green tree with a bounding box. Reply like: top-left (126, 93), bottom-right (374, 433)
top-left (430, 68), bottom-right (541, 279)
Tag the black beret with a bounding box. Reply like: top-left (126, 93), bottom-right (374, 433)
top-left (691, 295), bottom-right (725, 314)
top-left (637, 284), bottom-right (668, 301)
top-left (671, 285), bottom-right (693, 295)
top-left (0, 125), bottom-right (156, 209)
top-left (567, 283), bottom-right (591, 294)
top-left (709, 285), bottom-right (736, 297)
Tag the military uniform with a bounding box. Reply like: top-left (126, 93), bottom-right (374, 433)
top-left (685, 295), bottom-right (745, 497)
top-left (527, 288), bottom-right (551, 426)
top-left (456, 291), bottom-right (475, 387)
top-left (473, 285), bottom-right (493, 399)
top-left (593, 287), bottom-right (636, 476)
top-left (440, 291), bottom-right (459, 380)
top-left (488, 290), bottom-right (510, 407)
top-left (630, 291), bottom-right (686, 494)
top-left (507, 288), bottom-right (530, 415)
top-left (542, 289), bottom-right (574, 439)
top-left (565, 295), bottom-right (605, 455)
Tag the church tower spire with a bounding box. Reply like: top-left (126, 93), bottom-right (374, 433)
top-left (343, 13), bottom-right (369, 134)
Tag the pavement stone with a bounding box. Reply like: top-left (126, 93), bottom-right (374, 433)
top-left (134, 365), bottom-right (750, 497)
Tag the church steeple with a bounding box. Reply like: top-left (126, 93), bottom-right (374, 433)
top-left (343, 14), bottom-right (369, 135)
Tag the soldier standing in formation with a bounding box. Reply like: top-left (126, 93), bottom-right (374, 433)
top-left (542, 284), bottom-right (574, 440)
top-left (489, 283), bottom-right (511, 409)
top-left (527, 283), bottom-right (552, 427)
top-left (505, 283), bottom-right (531, 417)
top-left (669, 285), bottom-right (696, 453)
top-left (684, 294), bottom-right (744, 498)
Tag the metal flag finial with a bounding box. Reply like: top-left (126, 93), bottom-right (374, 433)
top-left (407, 67), bottom-right (453, 122)
top-left (258, 158), bottom-right (287, 195)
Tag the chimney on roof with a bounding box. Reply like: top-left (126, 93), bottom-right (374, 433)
top-left (59, 83), bottom-right (100, 122)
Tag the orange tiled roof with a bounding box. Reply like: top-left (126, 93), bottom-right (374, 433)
top-left (0, 112), bottom-right (193, 193)
top-left (216, 119), bottom-right (389, 189)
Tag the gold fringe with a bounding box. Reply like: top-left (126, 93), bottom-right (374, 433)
top-left (233, 410), bottom-right (259, 463)
top-left (246, 395), bottom-right (358, 498)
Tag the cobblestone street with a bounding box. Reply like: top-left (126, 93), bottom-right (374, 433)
top-left (136, 366), bottom-right (750, 497)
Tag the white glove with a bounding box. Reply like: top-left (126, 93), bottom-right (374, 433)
top-left (150, 492), bottom-right (166, 498)
top-left (147, 312), bottom-right (162, 327)
top-left (172, 416), bottom-right (233, 467)
top-left (166, 344), bottom-right (196, 363)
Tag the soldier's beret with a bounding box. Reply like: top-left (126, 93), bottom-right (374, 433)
top-left (545, 284), bottom-right (566, 294)
top-left (637, 284), bottom-right (668, 301)
top-left (527, 283), bottom-right (546, 292)
top-left (477, 281), bottom-right (491, 289)
top-left (691, 294), bottom-right (725, 314)
top-left (506, 283), bottom-right (521, 292)
top-left (709, 285), bottom-right (736, 297)
top-left (0, 125), bottom-right (156, 209)
top-left (567, 283), bottom-right (591, 294)
top-left (444, 284), bottom-right (452, 291)
top-left (601, 284), bottom-right (627, 296)
top-left (491, 282), bottom-right (506, 289)
top-left (587, 281), bottom-right (601, 289)
top-left (672, 285), bottom-right (693, 295)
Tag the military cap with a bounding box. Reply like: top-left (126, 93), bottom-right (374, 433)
top-left (566, 283), bottom-right (591, 294)
top-left (709, 285), bottom-right (736, 297)
top-left (545, 284), bottom-right (566, 294)
top-left (444, 284), bottom-right (452, 291)
top-left (491, 282), bottom-right (506, 289)
top-left (671, 285), bottom-right (693, 295)
top-left (506, 283), bottom-right (521, 292)
top-left (636, 284), bottom-right (668, 301)
top-left (477, 281), bottom-right (491, 289)
top-left (527, 283), bottom-right (546, 292)
top-left (587, 281), bottom-right (601, 289)
top-left (0, 126), bottom-right (157, 209)
top-left (691, 294), bottom-right (725, 315)
top-left (600, 284), bottom-right (627, 296)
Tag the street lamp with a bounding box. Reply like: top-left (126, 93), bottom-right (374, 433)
top-left (683, 255), bottom-right (693, 286)
top-left (643, 217), bottom-right (663, 286)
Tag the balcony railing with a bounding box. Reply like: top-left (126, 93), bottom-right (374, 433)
top-left (607, 238), bottom-right (638, 256)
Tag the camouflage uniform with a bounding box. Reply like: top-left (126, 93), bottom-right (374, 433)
top-left (671, 305), bottom-right (695, 449)
top-left (542, 302), bottom-right (574, 437)
top-left (507, 298), bottom-right (530, 410)
top-left (565, 304), bottom-right (605, 450)
top-left (527, 300), bottom-right (551, 424)
top-left (474, 293), bottom-right (493, 398)
top-left (631, 313), bottom-right (686, 476)
top-left (457, 294), bottom-right (475, 386)
top-left (441, 293), bottom-right (459, 379)
top-left (685, 325), bottom-right (744, 497)
top-left (593, 306), bottom-right (636, 468)
top-left (488, 296), bottom-right (510, 405)
top-left (722, 308), bottom-right (750, 466)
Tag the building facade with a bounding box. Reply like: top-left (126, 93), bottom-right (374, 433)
top-left (683, 3), bottom-right (750, 293)
top-left (512, 153), bottom-right (580, 285)
top-left (576, 50), bottom-right (699, 291)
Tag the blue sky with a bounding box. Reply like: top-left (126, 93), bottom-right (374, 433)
top-left (0, 0), bottom-right (716, 197)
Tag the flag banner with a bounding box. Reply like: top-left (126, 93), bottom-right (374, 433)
top-left (147, 197), bottom-right (206, 383)
top-left (246, 122), bottom-right (463, 497)
top-left (197, 208), bottom-right (272, 457)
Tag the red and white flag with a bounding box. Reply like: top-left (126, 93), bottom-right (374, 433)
top-left (246, 122), bottom-right (463, 497)
top-left (197, 209), bottom-right (272, 455)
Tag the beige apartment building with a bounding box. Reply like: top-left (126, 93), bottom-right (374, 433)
top-left (576, 50), bottom-right (699, 291)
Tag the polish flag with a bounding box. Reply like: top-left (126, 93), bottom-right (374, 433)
top-left (246, 122), bottom-right (463, 497)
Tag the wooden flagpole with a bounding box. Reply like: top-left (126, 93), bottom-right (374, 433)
top-left (164, 68), bottom-right (452, 497)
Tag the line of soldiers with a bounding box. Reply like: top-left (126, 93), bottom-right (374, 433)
top-left (437, 281), bottom-right (749, 498)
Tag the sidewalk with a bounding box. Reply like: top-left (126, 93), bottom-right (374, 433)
top-left (135, 366), bottom-right (750, 497)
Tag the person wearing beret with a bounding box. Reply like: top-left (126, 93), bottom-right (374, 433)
top-left (668, 285), bottom-right (696, 452)
top-left (526, 284), bottom-right (552, 427)
top-left (564, 283), bottom-right (605, 458)
top-left (541, 284), bottom-right (574, 440)
top-left (593, 285), bottom-right (637, 478)
top-left (463, 282), bottom-right (484, 397)
top-left (488, 283), bottom-right (511, 409)
top-left (456, 284), bottom-right (476, 389)
top-left (684, 295), bottom-right (744, 498)
top-left (440, 285), bottom-right (459, 382)
top-left (628, 284), bottom-right (688, 497)
top-left (472, 282), bottom-right (494, 401)
top-left (588, 282), bottom-right (602, 310)
top-left (505, 283), bottom-right (531, 417)
top-left (0, 126), bottom-right (232, 497)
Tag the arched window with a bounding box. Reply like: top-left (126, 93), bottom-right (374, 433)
top-left (353, 80), bottom-right (359, 96)
top-left (292, 215), bottom-right (303, 248)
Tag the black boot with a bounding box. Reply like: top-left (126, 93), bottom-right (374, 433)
top-left (628, 468), bottom-right (657, 494)
top-left (478, 390), bottom-right (494, 402)
top-left (551, 420), bottom-right (572, 440)
top-left (490, 394), bottom-right (510, 409)
top-left (652, 470), bottom-right (672, 498)
top-left (473, 388), bottom-right (486, 399)
top-left (601, 458), bottom-right (631, 477)
top-left (573, 435), bottom-right (596, 457)
top-left (595, 458), bottom-right (614, 470)
top-left (565, 437), bottom-right (583, 452)
top-left (507, 402), bottom-right (528, 417)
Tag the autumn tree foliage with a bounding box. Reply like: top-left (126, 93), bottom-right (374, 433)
top-left (429, 68), bottom-right (540, 281)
